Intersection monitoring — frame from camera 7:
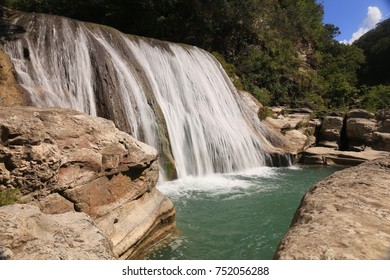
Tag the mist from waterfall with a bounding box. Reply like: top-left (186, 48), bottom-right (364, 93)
top-left (4, 12), bottom-right (274, 179)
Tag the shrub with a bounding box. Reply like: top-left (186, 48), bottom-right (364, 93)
top-left (258, 106), bottom-right (273, 121)
top-left (360, 85), bottom-right (390, 112)
top-left (0, 188), bottom-right (19, 207)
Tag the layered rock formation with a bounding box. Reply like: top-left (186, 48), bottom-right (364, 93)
top-left (296, 109), bottom-right (390, 165)
top-left (274, 155), bottom-right (390, 259)
top-left (373, 110), bottom-right (390, 151)
top-left (346, 109), bottom-right (378, 151)
top-left (0, 107), bottom-right (175, 259)
top-left (263, 107), bottom-right (318, 154)
top-left (263, 107), bottom-right (390, 166)
top-left (318, 115), bottom-right (344, 148)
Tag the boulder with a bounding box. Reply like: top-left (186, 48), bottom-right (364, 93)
top-left (0, 204), bottom-right (114, 260)
top-left (275, 155), bottom-right (390, 259)
top-left (372, 132), bottom-right (390, 152)
top-left (283, 129), bottom-right (308, 152)
top-left (379, 120), bottom-right (390, 133)
top-left (319, 116), bottom-right (344, 147)
top-left (377, 109), bottom-right (390, 133)
top-left (347, 109), bottom-right (375, 119)
top-left (346, 118), bottom-right (377, 151)
top-left (0, 107), bottom-right (175, 259)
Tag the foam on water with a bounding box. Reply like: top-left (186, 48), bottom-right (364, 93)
top-left (157, 167), bottom-right (277, 199)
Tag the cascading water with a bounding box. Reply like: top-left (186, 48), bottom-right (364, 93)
top-left (125, 40), bottom-right (270, 178)
top-left (3, 11), bottom-right (279, 180)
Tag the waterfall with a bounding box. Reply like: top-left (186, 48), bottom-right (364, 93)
top-left (3, 11), bottom-right (275, 180)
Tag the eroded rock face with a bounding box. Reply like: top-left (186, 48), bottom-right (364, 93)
top-left (262, 107), bottom-right (316, 154)
top-left (319, 116), bottom-right (344, 148)
top-left (0, 107), bottom-right (175, 259)
top-left (0, 204), bottom-right (114, 260)
top-left (274, 155), bottom-right (390, 260)
top-left (346, 118), bottom-right (377, 151)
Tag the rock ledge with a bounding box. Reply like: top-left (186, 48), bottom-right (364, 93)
top-left (274, 155), bottom-right (390, 259)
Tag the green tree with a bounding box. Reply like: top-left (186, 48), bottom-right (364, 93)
top-left (354, 18), bottom-right (390, 86)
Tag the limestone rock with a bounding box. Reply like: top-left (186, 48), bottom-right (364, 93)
top-left (286, 113), bottom-right (311, 129)
top-left (347, 109), bottom-right (375, 119)
top-left (0, 107), bottom-right (175, 259)
top-left (283, 129), bottom-right (310, 152)
top-left (346, 118), bottom-right (377, 150)
top-left (319, 116), bottom-right (344, 147)
top-left (263, 107), bottom-right (316, 154)
top-left (299, 146), bottom-right (389, 166)
top-left (96, 188), bottom-right (175, 259)
top-left (0, 107), bottom-right (158, 199)
top-left (379, 120), bottom-right (390, 133)
top-left (377, 109), bottom-right (390, 134)
top-left (0, 204), bottom-right (114, 260)
top-left (275, 155), bottom-right (390, 260)
top-left (35, 193), bottom-right (75, 214)
top-left (372, 132), bottom-right (390, 151)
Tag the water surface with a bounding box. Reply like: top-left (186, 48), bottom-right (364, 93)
top-left (148, 165), bottom-right (342, 260)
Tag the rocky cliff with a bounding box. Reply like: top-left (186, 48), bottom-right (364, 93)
top-left (0, 107), bottom-right (175, 259)
top-left (274, 155), bottom-right (390, 259)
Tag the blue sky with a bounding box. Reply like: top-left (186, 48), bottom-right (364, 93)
top-left (317, 0), bottom-right (390, 43)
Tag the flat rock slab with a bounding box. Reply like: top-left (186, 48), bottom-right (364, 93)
top-left (275, 155), bottom-right (390, 259)
top-left (299, 147), bottom-right (389, 166)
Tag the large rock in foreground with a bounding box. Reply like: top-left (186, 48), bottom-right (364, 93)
top-left (0, 204), bottom-right (113, 260)
top-left (0, 107), bottom-right (175, 259)
top-left (274, 155), bottom-right (390, 259)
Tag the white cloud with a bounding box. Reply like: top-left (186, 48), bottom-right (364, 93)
top-left (344, 6), bottom-right (383, 44)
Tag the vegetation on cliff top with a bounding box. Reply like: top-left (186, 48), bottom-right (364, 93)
top-left (1, 0), bottom-right (389, 111)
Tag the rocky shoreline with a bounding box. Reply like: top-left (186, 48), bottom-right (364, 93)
top-left (0, 107), bottom-right (175, 259)
top-left (274, 155), bottom-right (390, 259)
top-left (263, 106), bottom-right (390, 166)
